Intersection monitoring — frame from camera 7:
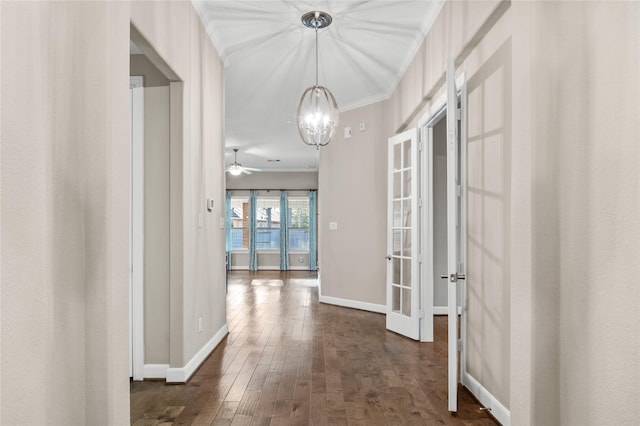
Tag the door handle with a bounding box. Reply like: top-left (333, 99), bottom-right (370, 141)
top-left (441, 273), bottom-right (466, 282)
top-left (386, 255), bottom-right (392, 261)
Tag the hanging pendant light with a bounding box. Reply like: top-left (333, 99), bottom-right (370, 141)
top-left (297, 11), bottom-right (339, 149)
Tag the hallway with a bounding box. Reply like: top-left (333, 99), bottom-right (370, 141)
top-left (131, 271), bottom-right (497, 425)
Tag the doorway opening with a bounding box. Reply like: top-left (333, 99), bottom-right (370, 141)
top-left (129, 24), bottom-right (183, 383)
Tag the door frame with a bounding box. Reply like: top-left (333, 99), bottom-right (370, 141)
top-left (130, 75), bottom-right (145, 381)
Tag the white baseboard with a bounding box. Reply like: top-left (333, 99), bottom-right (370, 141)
top-left (143, 364), bottom-right (169, 379)
top-left (230, 266), bottom-right (248, 270)
top-left (463, 371), bottom-right (510, 426)
top-left (433, 306), bottom-right (463, 315)
top-left (288, 266), bottom-right (310, 271)
top-left (166, 323), bottom-right (229, 383)
top-left (257, 266), bottom-right (280, 271)
top-left (319, 295), bottom-right (386, 314)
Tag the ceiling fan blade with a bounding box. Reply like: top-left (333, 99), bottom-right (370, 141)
top-left (243, 167), bottom-right (262, 172)
top-left (242, 169), bottom-right (252, 175)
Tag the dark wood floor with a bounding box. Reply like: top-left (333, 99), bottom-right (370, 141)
top-left (131, 271), bottom-right (497, 425)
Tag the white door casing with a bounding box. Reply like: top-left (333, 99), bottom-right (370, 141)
top-left (386, 128), bottom-right (420, 340)
top-left (130, 76), bottom-right (145, 381)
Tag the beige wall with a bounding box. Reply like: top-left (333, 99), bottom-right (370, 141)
top-left (320, 1), bottom-right (640, 425)
top-left (1, 1), bottom-right (130, 423)
top-left (144, 85), bottom-right (171, 364)
top-left (131, 1), bottom-right (227, 370)
top-left (512, 2), bottom-right (640, 425)
top-left (319, 100), bottom-right (389, 306)
top-left (465, 24), bottom-right (512, 408)
top-left (226, 171), bottom-right (318, 190)
top-left (318, 0), bottom-right (514, 414)
top-left (130, 54), bottom-right (170, 87)
top-left (1, 0), bottom-right (226, 423)
top-left (130, 55), bottom-right (172, 366)
top-left (432, 118), bottom-right (448, 307)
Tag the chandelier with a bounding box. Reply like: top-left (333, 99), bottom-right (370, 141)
top-left (296, 11), bottom-right (339, 148)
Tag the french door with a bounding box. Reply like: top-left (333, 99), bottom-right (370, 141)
top-left (386, 128), bottom-right (420, 340)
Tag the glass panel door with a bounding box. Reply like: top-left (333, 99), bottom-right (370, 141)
top-left (386, 128), bottom-right (419, 340)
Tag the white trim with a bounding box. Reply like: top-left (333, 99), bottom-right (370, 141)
top-left (130, 76), bottom-right (145, 381)
top-left (166, 324), bottom-right (229, 383)
top-left (320, 295), bottom-right (386, 314)
top-left (459, 72), bottom-right (469, 394)
top-left (463, 372), bottom-right (511, 426)
top-left (288, 266), bottom-right (310, 271)
top-left (420, 123), bottom-right (434, 343)
top-left (257, 266), bottom-right (280, 271)
top-left (433, 306), bottom-right (462, 315)
top-left (143, 364), bottom-right (170, 379)
top-left (418, 73), bottom-right (467, 128)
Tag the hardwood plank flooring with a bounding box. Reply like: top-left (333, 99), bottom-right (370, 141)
top-left (131, 271), bottom-right (498, 425)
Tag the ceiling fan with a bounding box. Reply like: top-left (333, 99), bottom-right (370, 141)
top-left (227, 148), bottom-right (261, 176)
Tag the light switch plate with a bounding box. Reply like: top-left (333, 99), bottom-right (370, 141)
top-left (219, 217), bottom-right (225, 229)
top-left (329, 222), bottom-right (338, 231)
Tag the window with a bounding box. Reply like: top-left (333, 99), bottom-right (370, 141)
top-left (228, 193), bottom-right (311, 253)
top-left (229, 197), bottom-right (248, 250)
top-left (288, 197), bottom-right (310, 251)
top-left (256, 198), bottom-right (280, 250)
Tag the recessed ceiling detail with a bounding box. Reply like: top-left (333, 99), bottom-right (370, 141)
top-left (192, 0), bottom-right (444, 171)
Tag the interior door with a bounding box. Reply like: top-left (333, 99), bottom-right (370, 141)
top-left (386, 128), bottom-right (420, 340)
top-left (445, 59), bottom-right (463, 412)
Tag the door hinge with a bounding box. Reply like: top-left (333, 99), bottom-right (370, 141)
top-left (419, 309), bottom-right (425, 319)
top-left (456, 185), bottom-right (461, 197)
top-left (456, 108), bottom-right (461, 120)
top-left (418, 254), bottom-right (423, 263)
top-left (418, 198), bottom-right (423, 207)
top-left (418, 141), bottom-right (424, 152)
top-left (457, 339), bottom-right (463, 351)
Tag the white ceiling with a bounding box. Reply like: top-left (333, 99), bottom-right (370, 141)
top-left (192, 0), bottom-right (444, 172)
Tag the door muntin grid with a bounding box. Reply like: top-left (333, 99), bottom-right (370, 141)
top-left (391, 138), bottom-right (413, 317)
